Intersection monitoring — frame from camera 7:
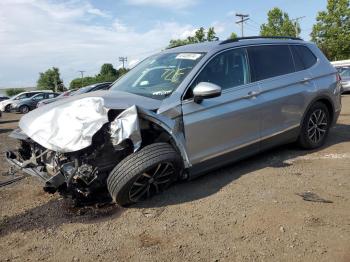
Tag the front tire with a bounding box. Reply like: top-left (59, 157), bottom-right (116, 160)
top-left (107, 143), bottom-right (183, 206)
top-left (4, 104), bottom-right (11, 112)
top-left (298, 102), bottom-right (331, 149)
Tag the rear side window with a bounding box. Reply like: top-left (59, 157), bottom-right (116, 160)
top-left (291, 45), bottom-right (317, 71)
top-left (248, 45), bottom-right (294, 81)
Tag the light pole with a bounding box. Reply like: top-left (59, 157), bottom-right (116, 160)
top-left (78, 70), bottom-right (85, 88)
top-left (291, 16), bottom-right (306, 37)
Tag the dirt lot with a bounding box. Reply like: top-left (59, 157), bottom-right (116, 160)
top-left (0, 96), bottom-right (350, 262)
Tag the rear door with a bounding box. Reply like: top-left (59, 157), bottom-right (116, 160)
top-left (247, 44), bottom-right (316, 146)
top-left (182, 48), bottom-right (261, 168)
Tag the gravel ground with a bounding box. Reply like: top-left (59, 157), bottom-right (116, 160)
top-left (0, 96), bottom-right (350, 262)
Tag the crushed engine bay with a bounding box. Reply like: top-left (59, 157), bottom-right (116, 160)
top-left (6, 96), bottom-right (188, 205)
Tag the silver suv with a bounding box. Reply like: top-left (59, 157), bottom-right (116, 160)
top-left (7, 37), bottom-right (342, 206)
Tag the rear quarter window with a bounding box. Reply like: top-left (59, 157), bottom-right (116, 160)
top-left (248, 45), bottom-right (294, 81)
top-left (290, 45), bottom-right (317, 71)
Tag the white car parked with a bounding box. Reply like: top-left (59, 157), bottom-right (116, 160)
top-left (0, 90), bottom-right (52, 112)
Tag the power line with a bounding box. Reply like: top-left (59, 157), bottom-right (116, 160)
top-left (245, 21), bottom-right (260, 30)
top-left (249, 18), bottom-right (262, 27)
top-left (119, 57), bottom-right (127, 69)
top-left (236, 13), bottom-right (250, 37)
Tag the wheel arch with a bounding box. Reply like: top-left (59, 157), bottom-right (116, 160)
top-left (137, 108), bottom-right (190, 169)
top-left (302, 95), bottom-right (335, 126)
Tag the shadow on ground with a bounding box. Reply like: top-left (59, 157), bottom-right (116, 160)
top-left (0, 129), bottom-right (13, 134)
top-left (0, 123), bottom-right (349, 236)
top-left (0, 199), bottom-right (124, 237)
top-left (0, 120), bottom-right (19, 125)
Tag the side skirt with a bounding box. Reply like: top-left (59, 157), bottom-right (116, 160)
top-left (188, 126), bottom-right (300, 180)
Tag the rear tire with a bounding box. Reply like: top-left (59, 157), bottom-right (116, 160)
top-left (19, 105), bottom-right (29, 114)
top-left (298, 102), bottom-right (330, 149)
top-left (107, 143), bottom-right (183, 206)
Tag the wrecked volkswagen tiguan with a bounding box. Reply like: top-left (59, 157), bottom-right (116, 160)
top-left (6, 37), bottom-right (342, 206)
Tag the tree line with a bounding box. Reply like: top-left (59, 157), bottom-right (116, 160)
top-left (6, 0), bottom-right (348, 96)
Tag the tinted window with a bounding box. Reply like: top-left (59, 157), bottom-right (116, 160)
top-left (16, 94), bottom-right (27, 100)
top-left (191, 48), bottom-right (250, 91)
top-left (48, 93), bottom-right (58, 98)
top-left (32, 94), bottom-right (45, 100)
top-left (291, 45), bottom-right (317, 71)
top-left (248, 45), bottom-right (294, 81)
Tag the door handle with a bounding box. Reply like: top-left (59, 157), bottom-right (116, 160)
top-left (301, 77), bottom-right (311, 84)
top-left (244, 90), bottom-right (260, 99)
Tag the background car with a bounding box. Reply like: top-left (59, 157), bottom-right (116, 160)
top-left (0, 96), bottom-right (10, 102)
top-left (37, 82), bottom-right (112, 108)
top-left (11, 92), bottom-right (60, 113)
top-left (37, 89), bottom-right (77, 108)
top-left (0, 90), bottom-right (53, 112)
top-left (339, 67), bottom-right (350, 93)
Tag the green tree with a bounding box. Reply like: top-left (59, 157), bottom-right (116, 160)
top-left (167, 27), bottom-right (218, 48)
top-left (99, 63), bottom-right (118, 77)
top-left (5, 88), bottom-right (26, 97)
top-left (311, 0), bottom-right (350, 60)
top-left (260, 7), bottom-right (300, 37)
top-left (207, 27), bottom-right (217, 41)
top-left (69, 64), bottom-right (129, 89)
top-left (37, 67), bottom-right (64, 92)
top-left (96, 63), bottom-right (119, 83)
top-left (228, 32), bottom-right (238, 40)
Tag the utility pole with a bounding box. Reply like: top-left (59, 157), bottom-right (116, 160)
top-left (78, 70), bottom-right (85, 88)
top-left (119, 57), bottom-right (127, 69)
top-left (236, 13), bottom-right (249, 37)
top-left (291, 16), bottom-right (306, 37)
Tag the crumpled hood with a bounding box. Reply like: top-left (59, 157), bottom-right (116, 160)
top-left (18, 90), bottom-right (162, 152)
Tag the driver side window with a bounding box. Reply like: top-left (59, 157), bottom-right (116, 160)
top-left (186, 48), bottom-right (250, 99)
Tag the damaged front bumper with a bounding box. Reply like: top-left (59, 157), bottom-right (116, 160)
top-left (5, 151), bottom-right (51, 181)
top-left (6, 98), bottom-right (190, 203)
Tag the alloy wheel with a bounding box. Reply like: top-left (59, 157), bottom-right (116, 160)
top-left (307, 109), bottom-right (328, 143)
top-left (129, 162), bottom-right (175, 202)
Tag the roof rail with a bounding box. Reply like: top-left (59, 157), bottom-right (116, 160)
top-left (220, 36), bottom-right (303, 45)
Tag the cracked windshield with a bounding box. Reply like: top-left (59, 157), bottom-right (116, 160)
top-left (110, 52), bottom-right (205, 99)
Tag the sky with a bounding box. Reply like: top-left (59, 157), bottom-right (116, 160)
top-left (0, 0), bottom-right (328, 88)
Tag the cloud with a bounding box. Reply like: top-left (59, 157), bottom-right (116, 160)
top-left (210, 21), bottom-right (226, 34)
top-left (125, 0), bottom-right (198, 10)
top-left (0, 0), bottom-right (196, 87)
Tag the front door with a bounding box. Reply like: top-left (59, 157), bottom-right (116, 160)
top-left (182, 48), bottom-right (262, 170)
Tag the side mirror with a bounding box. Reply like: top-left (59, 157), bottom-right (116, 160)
top-left (193, 82), bottom-right (222, 103)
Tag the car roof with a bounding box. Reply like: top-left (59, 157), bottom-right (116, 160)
top-left (162, 37), bottom-right (307, 54)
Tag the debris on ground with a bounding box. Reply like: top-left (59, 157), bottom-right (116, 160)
top-left (0, 175), bottom-right (25, 188)
top-left (296, 192), bottom-right (333, 203)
